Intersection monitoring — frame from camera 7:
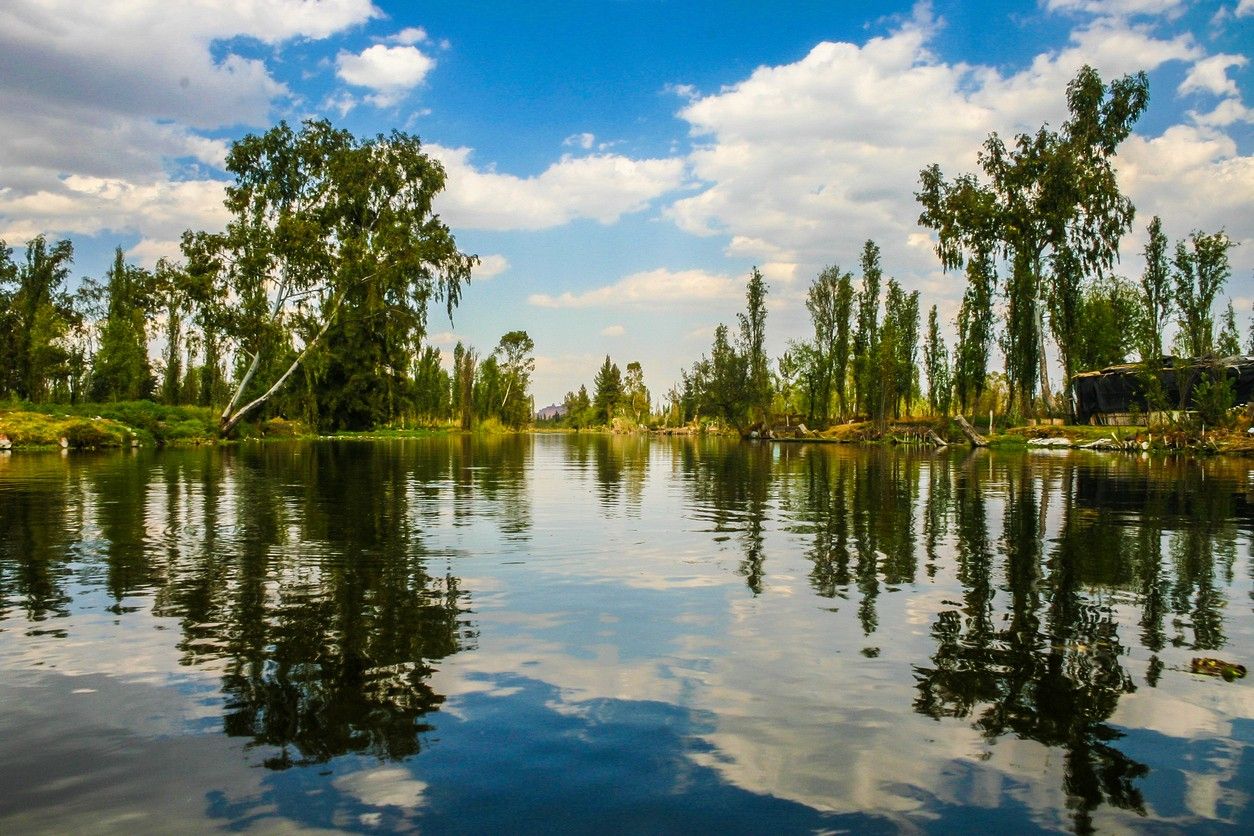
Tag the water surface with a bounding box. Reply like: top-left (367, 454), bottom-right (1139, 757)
top-left (1, 436), bottom-right (1251, 833)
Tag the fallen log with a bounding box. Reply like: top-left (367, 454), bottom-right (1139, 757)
top-left (926, 430), bottom-right (949, 448)
top-left (954, 415), bottom-right (988, 447)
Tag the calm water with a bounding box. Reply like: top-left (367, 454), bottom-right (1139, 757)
top-left (0, 436), bottom-right (1251, 834)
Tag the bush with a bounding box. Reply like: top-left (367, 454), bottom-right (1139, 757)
top-left (63, 421), bottom-right (115, 449)
top-left (1192, 372), bottom-right (1235, 429)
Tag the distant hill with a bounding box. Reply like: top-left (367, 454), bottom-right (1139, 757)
top-left (536, 403), bottom-right (566, 421)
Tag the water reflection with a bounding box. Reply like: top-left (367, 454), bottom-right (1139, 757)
top-left (0, 439), bottom-right (1251, 832)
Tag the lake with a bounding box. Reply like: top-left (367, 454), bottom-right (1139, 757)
top-left (0, 435), bottom-right (1251, 833)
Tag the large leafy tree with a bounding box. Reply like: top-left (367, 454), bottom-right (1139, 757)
top-left (918, 65), bottom-right (1149, 414)
top-left (3, 236), bottom-right (78, 402)
top-left (494, 330), bottom-right (535, 428)
top-left (923, 304), bottom-right (951, 416)
top-left (804, 265), bottom-right (853, 423)
top-left (184, 119), bottom-right (476, 433)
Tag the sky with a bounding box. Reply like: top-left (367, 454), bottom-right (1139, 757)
top-left (1, 0), bottom-right (1251, 407)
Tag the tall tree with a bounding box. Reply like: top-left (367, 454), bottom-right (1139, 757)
top-left (918, 65), bottom-right (1149, 414)
top-left (184, 119), bottom-right (476, 434)
top-left (452, 342), bottom-right (476, 430)
top-left (853, 240), bottom-right (883, 418)
top-left (952, 254), bottom-right (996, 413)
top-left (593, 355), bottom-right (622, 424)
top-left (804, 265), bottom-right (854, 423)
top-left (1173, 230), bottom-right (1234, 357)
top-left (923, 304), bottom-right (951, 416)
top-left (1137, 215), bottom-right (1172, 361)
top-left (737, 266), bottom-right (770, 422)
top-left (622, 361), bottom-right (650, 425)
top-left (91, 247), bottom-right (154, 402)
top-left (832, 270), bottom-right (855, 419)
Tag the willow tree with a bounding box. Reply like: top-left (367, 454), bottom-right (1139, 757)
top-left (184, 119), bottom-right (476, 434)
top-left (917, 65), bottom-right (1149, 415)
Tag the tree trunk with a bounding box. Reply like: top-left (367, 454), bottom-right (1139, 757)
top-left (955, 414), bottom-right (989, 447)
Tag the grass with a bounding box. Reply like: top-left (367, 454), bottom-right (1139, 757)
top-left (0, 410), bottom-right (147, 449)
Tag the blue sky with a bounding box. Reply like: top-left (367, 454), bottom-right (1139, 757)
top-left (1, 0), bottom-right (1251, 405)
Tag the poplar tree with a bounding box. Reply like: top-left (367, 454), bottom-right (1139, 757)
top-left (738, 266), bottom-right (770, 422)
top-left (923, 304), bottom-right (951, 416)
top-left (1137, 216), bottom-right (1172, 361)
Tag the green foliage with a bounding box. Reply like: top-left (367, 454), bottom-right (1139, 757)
top-left (918, 65), bottom-right (1149, 413)
top-left (0, 236), bottom-right (79, 403)
top-left (1173, 229), bottom-right (1234, 358)
top-left (91, 248), bottom-right (155, 402)
top-left (593, 355), bottom-right (622, 424)
top-left (738, 266), bottom-right (771, 422)
top-left (1191, 370), bottom-right (1234, 429)
top-left (185, 118), bottom-right (476, 434)
top-left (494, 330), bottom-right (535, 428)
top-left (803, 264), bottom-right (853, 422)
top-left (1072, 276), bottom-right (1138, 372)
top-left (1217, 300), bottom-right (1241, 357)
top-left (923, 305), bottom-right (951, 416)
top-left (1137, 215), bottom-right (1172, 361)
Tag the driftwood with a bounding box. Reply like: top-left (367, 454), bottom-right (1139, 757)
top-left (926, 430), bottom-right (949, 448)
top-left (954, 415), bottom-right (988, 447)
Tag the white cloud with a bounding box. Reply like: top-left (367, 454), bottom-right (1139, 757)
top-left (528, 268), bottom-right (738, 309)
top-left (601, 324), bottom-right (626, 336)
top-left (429, 146), bottom-right (686, 231)
top-left (1045, 0), bottom-right (1185, 16)
top-left (564, 133), bottom-right (597, 150)
top-left (1237, 0), bottom-right (1254, 17)
top-left (0, 0), bottom-right (377, 251)
top-left (1178, 54), bottom-right (1248, 97)
top-left (336, 44), bottom-right (435, 107)
top-left (665, 3), bottom-right (1223, 308)
top-left (388, 26), bottom-right (428, 45)
top-left (472, 254), bottom-right (510, 280)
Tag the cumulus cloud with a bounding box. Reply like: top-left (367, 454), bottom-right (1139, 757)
top-left (528, 268), bottom-right (738, 309)
top-left (336, 44), bottom-right (435, 107)
top-left (472, 254), bottom-right (510, 279)
top-left (663, 2), bottom-right (1246, 307)
top-left (429, 146), bottom-right (686, 231)
top-left (1178, 54), bottom-right (1248, 97)
top-left (0, 0), bottom-right (377, 250)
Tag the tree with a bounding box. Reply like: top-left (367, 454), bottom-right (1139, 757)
top-left (593, 355), bottom-right (622, 424)
top-left (1217, 300), bottom-right (1241, 357)
top-left (91, 248), bottom-right (154, 402)
top-left (1137, 216), bottom-right (1172, 361)
top-left (1073, 276), bottom-right (1138, 371)
top-left (952, 254), bottom-right (996, 414)
top-left (804, 265), bottom-right (853, 423)
top-left (918, 65), bottom-right (1149, 414)
top-left (1173, 230), bottom-right (1234, 357)
top-left (737, 266), bottom-right (770, 422)
top-left (6, 236), bottom-right (78, 402)
top-left (923, 305), bottom-right (951, 416)
top-left (562, 385), bottom-right (594, 429)
top-left (184, 119), bottom-right (476, 434)
top-left (853, 241), bottom-right (883, 418)
top-left (622, 361), bottom-right (650, 425)
top-left (494, 330), bottom-right (535, 428)
top-left (151, 258), bottom-right (192, 404)
top-left (700, 323), bottom-right (749, 430)
top-left (452, 342), bottom-right (476, 430)
top-left (412, 344), bottom-right (451, 420)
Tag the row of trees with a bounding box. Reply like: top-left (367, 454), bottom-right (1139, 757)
top-left (0, 120), bottom-right (541, 432)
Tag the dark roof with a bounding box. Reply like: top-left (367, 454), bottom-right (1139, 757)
top-left (1071, 356), bottom-right (1254, 421)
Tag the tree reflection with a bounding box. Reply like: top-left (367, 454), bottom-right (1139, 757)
top-left (680, 438), bottom-right (771, 594)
